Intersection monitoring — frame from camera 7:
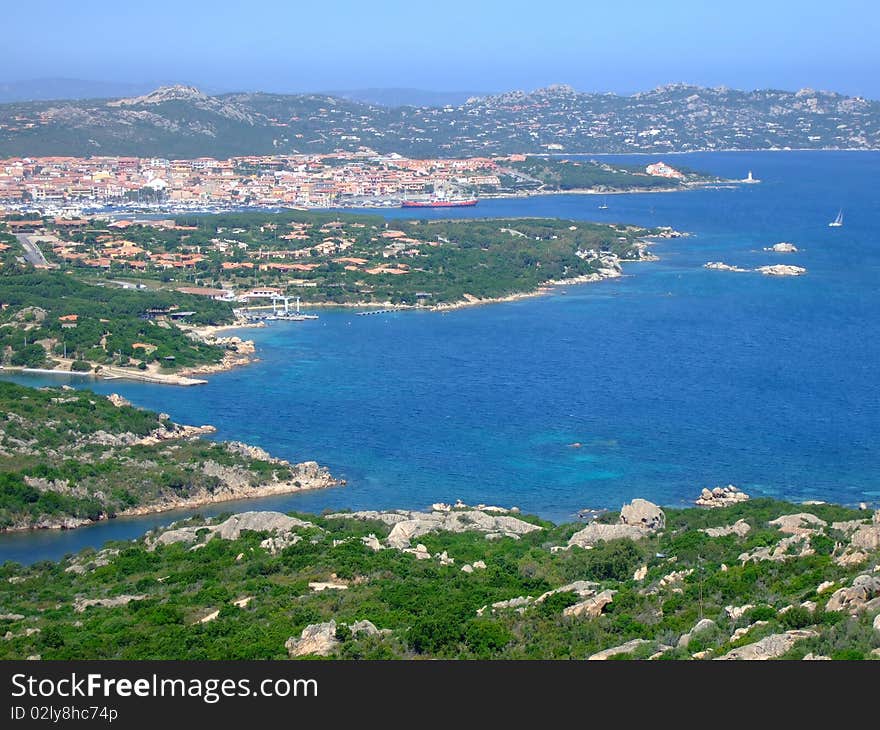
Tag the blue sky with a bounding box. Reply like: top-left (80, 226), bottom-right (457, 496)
top-left (5, 0), bottom-right (880, 96)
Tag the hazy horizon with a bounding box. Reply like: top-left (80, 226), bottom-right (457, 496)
top-left (1, 76), bottom-right (877, 105)
top-left (4, 1), bottom-right (879, 98)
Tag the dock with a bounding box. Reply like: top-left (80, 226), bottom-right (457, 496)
top-left (239, 295), bottom-right (318, 322)
top-left (356, 308), bottom-right (405, 316)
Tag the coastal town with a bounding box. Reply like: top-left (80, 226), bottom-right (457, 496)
top-left (0, 150), bottom-right (701, 213)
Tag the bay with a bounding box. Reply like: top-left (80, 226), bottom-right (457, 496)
top-left (3, 150), bottom-right (879, 564)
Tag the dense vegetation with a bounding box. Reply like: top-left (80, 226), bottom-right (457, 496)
top-left (34, 211), bottom-right (661, 306)
top-left (0, 497), bottom-right (877, 660)
top-left (0, 382), bottom-right (302, 529)
top-left (0, 267), bottom-right (233, 371)
top-left (510, 157), bottom-right (701, 191)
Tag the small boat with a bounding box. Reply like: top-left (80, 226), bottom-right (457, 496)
top-left (828, 209), bottom-right (844, 227)
top-left (598, 197), bottom-right (609, 210)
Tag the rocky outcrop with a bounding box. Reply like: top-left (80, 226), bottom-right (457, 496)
top-left (65, 548), bottom-right (119, 574)
top-left (147, 511), bottom-right (313, 550)
top-left (824, 574), bottom-right (880, 615)
top-left (285, 619), bottom-right (388, 657)
top-left (588, 638), bottom-right (651, 660)
top-left (715, 630), bottom-right (818, 660)
top-left (725, 604), bottom-right (754, 620)
top-left (349, 620), bottom-right (385, 637)
top-left (121, 458), bottom-right (339, 520)
top-left (308, 580), bottom-right (348, 592)
top-left (361, 534), bottom-right (383, 552)
top-left (285, 621), bottom-right (339, 657)
top-left (695, 485), bottom-right (749, 508)
top-left (3, 628), bottom-right (41, 641)
top-left (563, 589), bottom-right (616, 618)
top-left (216, 512), bottom-right (310, 540)
top-left (641, 568), bottom-right (695, 596)
top-left (756, 264), bottom-right (807, 276)
top-left (32, 516), bottom-right (93, 530)
top-left (567, 522), bottom-right (646, 548)
top-left (738, 535), bottom-right (813, 564)
top-left (260, 533), bottom-right (302, 555)
top-left (769, 513), bottom-right (826, 536)
top-left (328, 507), bottom-right (541, 550)
top-left (620, 498), bottom-right (665, 531)
top-left (730, 621), bottom-right (769, 643)
top-left (460, 560), bottom-right (487, 574)
top-left (763, 242), bottom-right (798, 253)
top-left (568, 499), bottom-right (664, 549)
top-left (179, 335), bottom-right (256, 376)
top-left (197, 610), bottom-right (220, 624)
top-left (134, 423), bottom-right (217, 446)
top-left (704, 261), bottom-right (749, 272)
top-left (106, 393), bottom-right (131, 408)
top-left (479, 596), bottom-right (534, 616)
top-left (537, 581), bottom-right (600, 604)
top-left (477, 581), bottom-right (599, 616)
top-left (830, 514), bottom-right (879, 566)
top-left (677, 618), bottom-right (717, 648)
top-left (74, 594), bottom-right (146, 613)
top-left (701, 519), bottom-right (751, 538)
top-left (850, 512), bottom-right (880, 551)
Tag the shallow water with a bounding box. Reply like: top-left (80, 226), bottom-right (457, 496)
top-left (3, 150), bottom-right (879, 564)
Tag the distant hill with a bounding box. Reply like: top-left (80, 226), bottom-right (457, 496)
top-left (326, 88), bottom-right (485, 107)
top-left (1, 82), bottom-right (878, 158)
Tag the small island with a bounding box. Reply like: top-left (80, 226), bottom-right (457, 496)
top-left (757, 264), bottom-right (807, 277)
top-left (704, 261), bottom-right (807, 276)
top-left (763, 242), bottom-right (799, 253)
top-left (704, 261), bottom-right (750, 272)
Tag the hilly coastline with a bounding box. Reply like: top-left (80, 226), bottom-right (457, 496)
top-left (1, 83), bottom-right (878, 158)
top-left (1, 492), bottom-right (878, 660)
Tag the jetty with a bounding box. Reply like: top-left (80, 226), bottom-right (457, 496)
top-left (356, 308), bottom-right (407, 316)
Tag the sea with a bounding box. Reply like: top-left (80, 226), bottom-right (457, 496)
top-left (2, 150), bottom-right (879, 564)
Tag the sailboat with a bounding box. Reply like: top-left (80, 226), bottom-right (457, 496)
top-left (598, 197), bottom-right (609, 210)
top-left (828, 209), bottom-right (844, 228)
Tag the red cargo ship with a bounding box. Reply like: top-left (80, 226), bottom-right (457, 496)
top-left (400, 199), bottom-right (478, 208)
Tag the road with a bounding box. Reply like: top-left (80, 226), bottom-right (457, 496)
top-left (14, 233), bottom-right (55, 268)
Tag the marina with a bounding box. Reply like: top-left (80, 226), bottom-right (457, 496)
top-left (239, 296), bottom-right (319, 322)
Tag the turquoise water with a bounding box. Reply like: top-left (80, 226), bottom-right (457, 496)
top-left (3, 150), bottom-right (880, 564)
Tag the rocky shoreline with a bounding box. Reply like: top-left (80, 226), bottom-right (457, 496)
top-left (0, 390), bottom-right (343, 533)
top-left (3, 460), bottom-right (341, 533)
top-left (18, 495), bottom-right (874, 661)
top-left (430, 238), bottom-right (665, 312)
top-left (117, 460), bottom-right (340, 520)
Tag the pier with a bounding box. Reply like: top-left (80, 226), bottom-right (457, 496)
top-left (356, 308), bottom-right (407, 316)
top-left (240, 296), bottom-right (318, 322)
